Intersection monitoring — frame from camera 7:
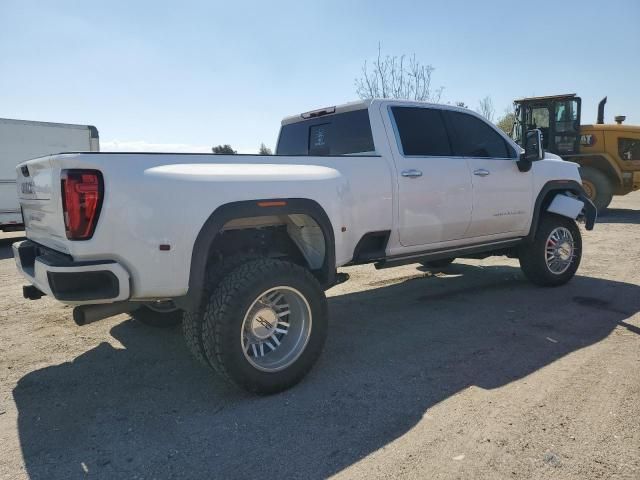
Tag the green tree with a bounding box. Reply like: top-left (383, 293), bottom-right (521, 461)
top-left (259, 143), bottom-right (273, 155)
top-left (212, 144), bottom-right (236, 154)
top-left (496, 110), bottom-right (516, 135)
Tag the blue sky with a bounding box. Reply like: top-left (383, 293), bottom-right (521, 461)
top-left (1, 0), bottom-right (638, 153)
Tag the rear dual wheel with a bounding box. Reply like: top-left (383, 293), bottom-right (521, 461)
top-left (182, 254), bottom-right (260, 366)
top-left (188, 258), bottom-right (328, 394)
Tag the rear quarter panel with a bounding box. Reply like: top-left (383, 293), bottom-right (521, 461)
top-left (46, 153), bottom-right (393, 299)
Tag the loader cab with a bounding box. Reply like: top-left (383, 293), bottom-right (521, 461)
top-left (512, 94), bottom-right (582, 156)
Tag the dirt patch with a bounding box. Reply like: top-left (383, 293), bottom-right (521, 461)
top-left (1, 194), bottom-right (639, 479)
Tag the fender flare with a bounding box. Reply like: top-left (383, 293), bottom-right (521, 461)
top-left (526, 180), bottom-right (596, 242)
top-left (178, 198), bottom-right (336, 311)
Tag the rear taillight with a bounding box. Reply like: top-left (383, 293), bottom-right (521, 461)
top-left (61, 169), bottom-right (103, 240)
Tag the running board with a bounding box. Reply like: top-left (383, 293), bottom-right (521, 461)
top-left (374, 239), bottom-right (522, 270)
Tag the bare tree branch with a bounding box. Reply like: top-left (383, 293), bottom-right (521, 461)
top-left (477, 96), bottom-right (495, 122)
top-left (355, 44), bottom-right (444, 102)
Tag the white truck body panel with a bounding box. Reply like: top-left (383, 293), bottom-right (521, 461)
top-left (18, 152), bottom-right (393, 298)
top-left (0, 118), bottom-right (98, 228)
top-left (13, 99), bottom-right (586, 304)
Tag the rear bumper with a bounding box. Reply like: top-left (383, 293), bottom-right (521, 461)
top-left (13, 240), bottom-right (130, 305)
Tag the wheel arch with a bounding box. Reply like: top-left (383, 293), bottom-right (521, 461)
top-left (526, 180), bottom-right (594, 242)
top-left (178, 198), bottom-right (336, 311)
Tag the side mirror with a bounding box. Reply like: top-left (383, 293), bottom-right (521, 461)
top-left (517, 129), bottom-right (543, 172)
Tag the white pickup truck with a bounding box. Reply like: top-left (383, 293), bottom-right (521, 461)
top-left (13, 99), bottom-right (596, 393)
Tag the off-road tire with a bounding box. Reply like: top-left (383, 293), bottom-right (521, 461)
top-left (182, 254), bottom-right (259, 366)
top-left (201, 258), bottom-right (328, 394)
top-left (579, 166), bottom-right (613, 211)
top-left (519, 213), bottom-right (581, 287)
top-left (420, 258), bottom-right (455, 269)
top-left (131, 306), bottom-right (182, 327)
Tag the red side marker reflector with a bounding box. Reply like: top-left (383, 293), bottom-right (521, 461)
top-left (159, 244), bottom-right (171, 251)
top-left (257, 201), bottom-right (286, 207)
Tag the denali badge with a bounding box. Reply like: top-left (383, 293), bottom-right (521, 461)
top-left (493, 210), bottom-right (525, 217)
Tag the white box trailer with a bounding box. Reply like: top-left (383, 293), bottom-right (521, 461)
top-left (0, 118), bottom-right (99, 230)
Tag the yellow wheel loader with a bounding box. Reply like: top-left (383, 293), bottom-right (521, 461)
top-left (512, 94), bottom-right (640, 210)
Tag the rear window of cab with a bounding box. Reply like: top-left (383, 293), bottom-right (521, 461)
top-left (276, 109), bottom-right (375, 156)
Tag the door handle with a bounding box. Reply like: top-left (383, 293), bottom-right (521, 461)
top-left (401, 169), bottom-right (423, 178)
top-left (473, 169), bottom-right (490, 177)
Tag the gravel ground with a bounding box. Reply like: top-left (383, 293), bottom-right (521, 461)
top-left (0, 193), bottom-right (639, 480)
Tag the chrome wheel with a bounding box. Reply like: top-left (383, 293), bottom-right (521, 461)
top-left (545, 227), bottom-right (575, 274)
top-left (241, 286), bottom-right (312, 372)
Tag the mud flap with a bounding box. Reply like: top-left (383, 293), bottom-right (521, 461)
top-left (577, 193), bottom-right (597, 230)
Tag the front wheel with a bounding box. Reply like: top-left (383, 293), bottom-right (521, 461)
top-left (201, 258), bottom-right (328, 394)
top-left (519, 213), bottom-right (582, 287)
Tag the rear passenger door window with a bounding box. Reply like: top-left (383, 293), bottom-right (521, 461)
top-left (444, 111), bottom-right (514, 159)
top-left (391, 107), bottom-right (452, 156)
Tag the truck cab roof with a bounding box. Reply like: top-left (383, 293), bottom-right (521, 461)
top-left (282, 98), bottom-right (476, 126)
top-left (281, 100), bottom-right (372, 126)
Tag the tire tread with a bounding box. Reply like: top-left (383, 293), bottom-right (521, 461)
top-left (201, 258), bottom-right (327, 393)
top-left (182, 254), bottom-right (259, 367)
top-left (579, 166), bottom-right (613, 211)
top-left (519, 213), bottom-right (581, 287)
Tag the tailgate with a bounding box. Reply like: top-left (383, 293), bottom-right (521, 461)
top-left (16, 157), bottom-right (69, 252)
